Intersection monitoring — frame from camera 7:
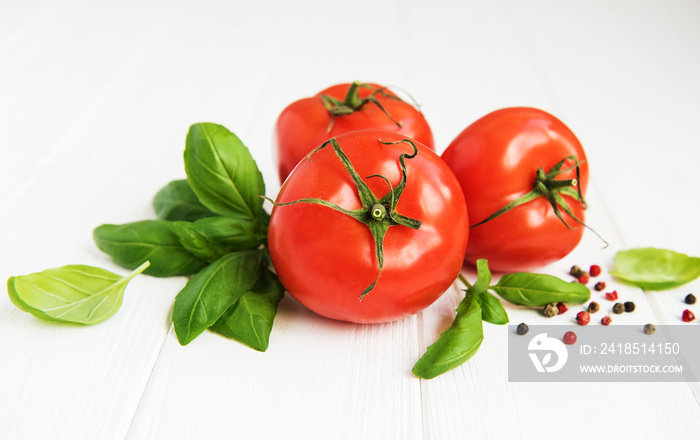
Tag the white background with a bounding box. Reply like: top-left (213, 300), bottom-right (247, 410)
top-left (2, 0), bottom-right (699, 438)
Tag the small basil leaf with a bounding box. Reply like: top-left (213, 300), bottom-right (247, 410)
top-left (172, 251), bottom-right (264, 346)
top-left (209, 268), bottom-right (284, 352)
top-left (492, 273), bottom-right (590, 307)
top-left (184, 123), bottom-right (265, 220)
top-left (413, 291), bottom-right (484, 380)
top-left (610, 248), bottom-right (700, 290)
top-left (152, 179), bottom-right (216, 222)
top-left (471, 259), bottom-right (492, 293)
top-left (172, 221), bottom-right (230, 262)
top-left (93, 220), bottom-right (208, 277)
top-left (187, 216), bottom-right (266, 251)
top-left (475, 290), bottom-right (509, 325)
top-left (7, 261), bottom-right (149, 325)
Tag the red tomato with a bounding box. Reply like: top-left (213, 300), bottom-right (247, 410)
top-left (268, 129), bottom-right (467, 323)
top-left (441, 107), bottom-right (589, 272)
top-left (274, 82), bottom-right (435, 183)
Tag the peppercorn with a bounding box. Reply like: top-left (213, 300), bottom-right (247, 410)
top-left (601, 315), bottom-right (612, 326)
top-left (606, 291), bottom-right (618, 301)
top-left (685, 294), bottom-right (696, 305)
top-left (624, 301), bottom-right (636, 313)
top-left (578, 274), bottom-right (590, 284)
top-left (516, 323), bottom-right (529, 335)
top-left (594, 281), bottom-right (606, 292)
top-left (543, 303), bottom-right (558, 318)
top-left (588, 301), bottom-right (600, 314)
top-left (682, 309), bottom-right (695, 322)
top-left (613, 303), bottom-right (625, 314)
top-left (576, 311), bottom-right (590, 325)
top-left (589, 265), bottom-right (602, 277)
top-left (644, 323), bottom-right (656, 335)
top-left (570, 265), bottom-right (583, 278)
top-left (556, 302), bottom-right (568, 314)
top-left (563, 331), bottom-right (577, 345)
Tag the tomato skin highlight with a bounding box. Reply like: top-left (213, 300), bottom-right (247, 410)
top-left (268, 129), bottom-right (467, 324)
top-left (274, 83), bottom-right (435, 183)
top-left (441, 107), bottom-right (589, 272)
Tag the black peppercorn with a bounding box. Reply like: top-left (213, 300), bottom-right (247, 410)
top-left (570, 265), bottom-right (583, 278)
top-left (516, 323), bottom-right (529, 335)
top-left (685, 294), bottom-right (696, 305)
top-left (588, 301), bottom-right (600, 313)
top-left (613, 303), bottom-right (625, 314)
top-left (624, 301), bottom-right (636, 313)
top-left (594, 282), bottom-right (606, 292)
top-left (644, 324), bottom-right (656, 335)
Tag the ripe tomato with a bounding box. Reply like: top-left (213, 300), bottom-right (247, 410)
top-left (441, 107), bottom-right (589, 272)
top-left (274, 82), bottom-right (434, 183)
top-left (268, 129), bottom-right (467, 323)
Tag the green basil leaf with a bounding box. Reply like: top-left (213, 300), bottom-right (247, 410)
top-left (172, 251), bottom-right (264, 346)
top-left (412, 291), bottom-right (484, 379)
top-left (610, 248), bottom-right (700, 290)
top-left (209, 268), bottom-right (284, 352)
top-left (184, 123), bottom-right (265, 220)
top-left (172, 221), bottom-right (230, 262)
top-left (93, 220), bottom-right (208, 277)
top-left (152, 179), bottom-right (216, 222)
top-left (7, 261), bottom-right (149, 325)
top-left (186, 215), bottom-right (266, 251)
top-left (475, 290), bottom-right (509, 325)
top-left (491, 273), bottom-right (590, 307)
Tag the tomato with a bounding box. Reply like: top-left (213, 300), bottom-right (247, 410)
top-left (441, 107), bottom-right (589, 272)
top-left (268, 129), bottom-right (467, 323)
top-left (274, 82), bottom-right (434, 183)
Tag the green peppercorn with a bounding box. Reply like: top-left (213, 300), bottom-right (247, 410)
top-left (624, 301), bottom-right (636, 313)
top-left (685, 294), bottom-right (696, 305)
top-left (613, 302), bottom-right (625, 314)
top-left (516, 323), bottom-right (529, 335)
top-left (543, 303), bottom-right (558, 317)
top-left (644, 324), bottom-right (656, 335)
top-left (588, 301), bottom-right (600, 313)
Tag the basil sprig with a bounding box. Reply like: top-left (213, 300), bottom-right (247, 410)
top-left (414, 259), bottom-right (590, 379)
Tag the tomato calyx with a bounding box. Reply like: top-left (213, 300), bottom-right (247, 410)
top-left (267, 137), bottom-right (422, 300)
top-left (321, 81), bottom-right (403, 133)
top-left (471, 156), bottom-right (602, 237)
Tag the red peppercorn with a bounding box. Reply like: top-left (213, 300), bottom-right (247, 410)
top-left (577, 311), bottom-right (591, 325)
top-left (589, 265), bottom-right (602, 277)
top-left (606, 291), bottom-right (618, 301)
top-left (563, 331), bottom-right (577, 345)
top-left (556, 302), bottom-right (568, 314)
top-left (682, 309), bottom-right (695, 322)
top-left (601, 315), bottom-right (612, 326)
top-left (578, 274), bottom-right (590, 284)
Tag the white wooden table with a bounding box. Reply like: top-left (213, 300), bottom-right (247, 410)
top-left (2, 1), bottom-right (700, 438)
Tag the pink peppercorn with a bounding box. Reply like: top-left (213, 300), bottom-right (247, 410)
top-left (563, 331), bottom-right (577, 345)
top-left (682, 309), bottom-right (695, 322)
top-left (578, 274), bottom-right (590, 284)
top-left (589, 265), bottom-right (602, 277)
top-left (556, 302), bottom-right (568, 314)
top-left (606, 291), bottom-right (618, 301)
top-left (601, 315), bottom-right (612, 326)
top-left (577, 311), bottom-right (591, 325)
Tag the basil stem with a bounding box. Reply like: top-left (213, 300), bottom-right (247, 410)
top-left (7, 261), bottom-right (149, 325)
top-left (469, 259), bottom-right (508, 325)
top-left (611, 248), bottom-right (700, 290)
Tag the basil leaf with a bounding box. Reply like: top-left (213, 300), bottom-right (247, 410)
top-left (172, 221), bottom-right (230, 262)
top-left (610, 248), bottom-right (700, 290)
top-left (209, 268), bottom-right (284, 352)
top-left (467, 260), bottom-right (508, 325)
top-left (152, 179), bottom-right (216, 222)
top-left (492, 272), bottom-right (590, 307)
top-left (172, 251), bottom-right (264, 346)
top-left (185, 216), bottom-right (266, 251)
top-left (413, 291), bottom-right (484, 379)
top-left (93, 220), bottom-right (208, 277)
top-left (7, 261), bottom-right (149, 325)
top-left (184, 123), bottom-right (265, 220)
